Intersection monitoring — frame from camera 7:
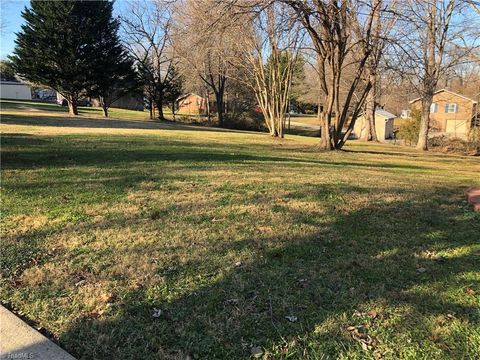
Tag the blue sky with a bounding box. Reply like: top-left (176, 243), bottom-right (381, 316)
top-left (0, 0), bottom-right (129, 59)
top-left (1, 0), bottom-right (29, 59)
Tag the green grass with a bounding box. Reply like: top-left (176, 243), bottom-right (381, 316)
top-left (1, 100), bottom-right (479, 359)
top-left (0, 99), bottom-right (150, 120)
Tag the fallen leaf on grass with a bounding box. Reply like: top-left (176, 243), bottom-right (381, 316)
top-left (100, 293), bottom-right (115, 303)
top-left (445, 314), bottom-right (456, 320)
top-left (466, 287), bottom-right (475, 295)
top-left (152, 308), bottom-right (162, 318)
top-left (285, 315), bottom-right (298, 322)
top-left (87, 309), bottom-right (104, 318)
top-left (347, 325), bottom-right (378, 351)
top-left (74, 279), bottom-right (86, 287)
top-left (250, 346), bottom-right (263, 358)
top-left (367, 310), bottom-right (378, 319)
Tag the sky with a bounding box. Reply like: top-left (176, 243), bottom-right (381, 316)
top-left (0, 0), bottom-right (129, 60)
top-left (0, 0), bottom-right (29, 59)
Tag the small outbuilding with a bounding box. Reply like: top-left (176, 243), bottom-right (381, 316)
top-left (0, 81), bottom-right (32, 100)
top-left (353, 109), bottom-right (396, 142)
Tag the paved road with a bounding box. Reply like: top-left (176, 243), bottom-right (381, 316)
top-left (289, 121), bottom-right (320, 130)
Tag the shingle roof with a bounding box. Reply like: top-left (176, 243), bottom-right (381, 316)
top-left (375, 109), bottom-right (396, 119)
top-left (409, 89), bottom-right (478, 104)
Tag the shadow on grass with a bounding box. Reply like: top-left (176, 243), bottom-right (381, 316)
top-left (0, 112), bottom-right (254, 134)
top-left (1, 133), bottom-right (432, 172)
top-left (57, 186), bottom-right (479, 359)
top-left (341, 147), bottom-right (471, 160)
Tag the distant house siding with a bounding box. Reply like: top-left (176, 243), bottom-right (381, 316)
top-left (0, 82), bottom-right (32, 100)
top-left (177, 94), bottom-right (206, 114)
top-left (176, 94), bottom-right (218, 115)
top-left (353, 112), bottom-right (395, 142)
top-left (410, 91), bottom-right (476, 135)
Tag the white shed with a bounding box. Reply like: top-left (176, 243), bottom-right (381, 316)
top-left (353, 109), bottom-right (396, 142)
top-left (0, 81), bottom-right (32, 100)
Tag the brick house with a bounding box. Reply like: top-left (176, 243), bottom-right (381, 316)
top-left (409, 89), bottom-right (479, 137)
top-left (176, 93), bottom-right (217, 115)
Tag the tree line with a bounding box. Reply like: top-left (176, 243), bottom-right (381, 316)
top-left (8, 0), bottom-right (480, 151)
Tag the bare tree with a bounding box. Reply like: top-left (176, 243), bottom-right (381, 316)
top-left (230, 1), bottom-right (302, 137)
top-left (358, 0), bottom-right (397, 141)
top-left (285, 0), bottom-right (381, 150)
top-left (173, 0), bottom-right (237, 126)
top-left (121, 0), bottom-right (175, 120)
top-left (392, 0), bottom-right (479, 150)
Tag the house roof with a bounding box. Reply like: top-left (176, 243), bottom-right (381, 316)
top-left (409, 89), bottom-right (478, 104)
top-left (176, 93), bottom-right (204, 102)
top-left (375, 109), bottom-right (396, 119)
top-left (0, 80), bottom-right (31, 86)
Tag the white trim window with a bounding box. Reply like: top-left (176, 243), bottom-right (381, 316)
top-left (430, 103), bottom-right (438, 113)
top-left (445, 103), bottom-right (458, 113)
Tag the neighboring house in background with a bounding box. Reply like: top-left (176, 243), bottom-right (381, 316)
top-left (409, 89), bottom-right (478, 138)
top-left (177, 93), bottom-right (205, 114)
top-left (176, 93), bottom-right (217, 115)
top-left (0, 81), bottom-right (32, 100)
top-left (353, 109), bottom-right (396, 142)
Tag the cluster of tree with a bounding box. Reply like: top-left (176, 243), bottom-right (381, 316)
top-left (10, 1), bottom-right (134, 116)
top-left (10, 0), bottom-right (480, 151)
top-left (0, 60), bottom-right (18, 82)
top-left (10, 0), bottom-right (183, 118)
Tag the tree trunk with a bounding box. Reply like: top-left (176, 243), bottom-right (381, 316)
top-left (157, 94), bottom-right (165, 121)
top-left (100, 97), bottom-right (109, 117)
top-left (148, 97), bottom-right (154, 120)
top-left (172, 102), bottom-right (176, 121)
top-left (102, 105), bottom-right (108, 118)
top-left (205, 91), bottom-right (211, 121)
top-left (362, 83), bottom-right (378, 141)
top-left (215, 91), bottom-right (224, 127)
top-left (319, 112), bottom-right (333, 150)
top-left (416, 94), bottom-right (433, 151)
top-left (67, 98), bottom-right (78, 116)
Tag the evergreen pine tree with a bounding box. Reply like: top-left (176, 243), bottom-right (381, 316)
top-left (85, 2), bottom-right (137, 117)
top-left (10, 1), bottom-right (131, 116)
top-left (164, 66), bottom-right (183, 120)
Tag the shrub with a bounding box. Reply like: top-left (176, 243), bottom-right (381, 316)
top-left (468, 126), bottom-right (480, 143)
top-left (428, 131), bottom-right (480, 156)
top-left (397, 109), bottom-right (421, 146)
top-left (224, 112), bottom-right (266, 132)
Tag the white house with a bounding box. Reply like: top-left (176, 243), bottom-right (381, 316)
top-left (353, 109), bottom-right (396, 142)
top-left (0, 81), bottom-right (32, 100)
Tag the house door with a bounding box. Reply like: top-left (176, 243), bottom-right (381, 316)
top-left (445, 119), bottom-right (468, 137)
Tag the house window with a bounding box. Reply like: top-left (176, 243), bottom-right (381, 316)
top-left (430, 103), bottom-right (437, 113)
top-left (445, 103), bottom-right (458, 113)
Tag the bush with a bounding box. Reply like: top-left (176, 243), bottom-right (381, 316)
top-left (224, 112), bottom-right (266, 132)
top-left (428, 132), bottom-right (480, 156)
top-left (468, 126), bottom-right (480, 143)
top-left (397, 109), bottom-right (421, 146)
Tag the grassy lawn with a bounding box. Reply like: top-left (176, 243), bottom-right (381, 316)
top-left (1, 100), bottom-right (479, 359)
top-left (0, 99), bottom-right (151, 121)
